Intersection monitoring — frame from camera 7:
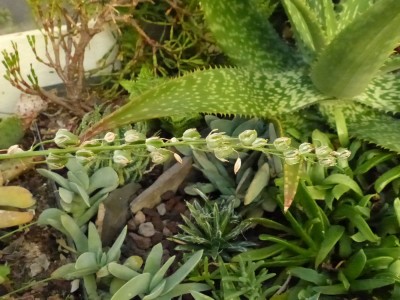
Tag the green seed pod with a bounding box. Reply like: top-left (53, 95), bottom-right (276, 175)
top-left (150, 149), bottom-right (171, 164)
top-left (206, 131), bottom-right (226, 150)
top-left (75, 149), bottom-right (96, 165)
top-left (145, 137), bottom-right (164, 152)
top-left (318, 155), bottom-right (336, 167)
top-left (238, 129), bottom-right (257, 146)
top-left (46, 152), bottom-right (68, 169)
top-left (113, 150), bottom-right (132, 167)
top-left (124, 130), bottom-right (145, 143)
top-left (273, 137), bottom-right (291, 151)
top-left (54, 129), bottom-right (80, 148)
top-left (283, 149), bottom-right (300, 165)
top-left (299, 142), bottom-right (314, 154)
top-left (182, 128), bottom-right (201, 141)
top-left (315, 145), bottom-right (332, 158)
top-left (214, 145), bottom-right (235, 161)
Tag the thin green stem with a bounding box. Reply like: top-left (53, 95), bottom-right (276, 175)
top-left (2, 277), bottom-right (52, 298)
top-left (0, 222), bottom-right (37, 241)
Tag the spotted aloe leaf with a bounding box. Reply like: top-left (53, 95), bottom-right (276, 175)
top-left (80, 68), bottom-right (328, 140)
top-left (319, 101), bottom-right (400, 152)
top-left (310, 0), bottom-right (400, 98)
top-left (201, 0), bottom-right (296, 70)
top-left (281, 0), bottom-right (327, 57)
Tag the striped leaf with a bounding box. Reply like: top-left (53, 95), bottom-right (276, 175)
top-left (201, 0), bottom-right (296, 70)
top-left (81, 68), bottom-right (327, 140)
top-left (311, 0), bottom-right (400, 98)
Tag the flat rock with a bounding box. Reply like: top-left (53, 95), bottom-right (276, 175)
top-left (130, 157), bottom-right (192, 213)
top-left (138, 222), bottom-right (156, 237)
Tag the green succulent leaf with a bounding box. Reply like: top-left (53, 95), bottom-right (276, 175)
top-left (162, 250), bottom-right (203, 296)
top-left (143, 243), bottom-right (163, 274)
top-left (80, 68), bottom-right (326, 140)
top-left (111, 273), bottom-right (151, 300)
top-left (87, 222), bottom-right (102, 258)
top-left (315, 225), bottom-right (345, 268)
top-left (201, 0), bottom-right (295, 70)
top-left (107, 262), bottom-right (140, 280)
top-left (343, 249), bottom-right (367, 280)
top-left (107, 226), bottom-right (127, 263)
top-left (311, 0), bottom-right (400, 98)
top-left (60, 214), bottom-right (88, 253)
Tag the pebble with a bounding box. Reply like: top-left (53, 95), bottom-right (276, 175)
top-left (161, 190), bottom-right (175, 201)
top-left (151, 231), bottom-right (164, 244)
top-left (174, 201), bottom-right (187, 214)
top-left (129, 232), bottom-right (152, 250)
top-left (162, 227), bottom-right (173, 237)
top-left (151, 216), bottom-right (164, 232)
top-left (165, 222), bottom-right (180, 234)
top-left (142, 207), bottom-right (158, 217)
top-left (134, 211), bottom-right (146, 225)
top-left (156, 203), bottom-right (167, 216)
top-left (127, 219), bottom-right (137, 231)
top-left (138, 222), bottom-right (156, 237)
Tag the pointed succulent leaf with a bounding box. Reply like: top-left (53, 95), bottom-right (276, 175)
top-left (87, 167), bottom-right (119, 195)
top-left (201, 0), bottom-right (295, 70)
top-left (336, 0), bottom-right (375, 32)
top-left (381, 55), bottom-right (400, 73)
top-left (244, 163), bottom-right (270, 205)
top-left (107, 226), bottom-right (127, 263)
top-left (315, 225), bottom-right (345, 268)
top-left (281, 0), bottom-right (327, 56)
top-left (162, 250), bottom-right (203, 295)
top-left (149, 256), bottom-right (175, 291)
top-left (308, 0), bottom-right (337, 40)
top-left (75, 252), bottom-right (99, 271)
top-left (158, 283), bottom-right (210, 300)
top-left (320, 101), bottom-right (400, 153)
top-left (143, 279), bottom-right (166, 300)
top-left (68, 170), bottom-right (90, 190)
top-left (111, 273), bottom-right (151, 300)
top-left (60, 214), bottom-right (88, 253)
top-left (354, 73), bottom-right (400, 113)
top-left (80, 68), bottom-right (326, 140)
top-left (36, 168), bottom-right (69, 189)
top-left (107, 262), bottom-right (140, 280)
top-left (87, 222), bottom-right (102, 258)
top-left (51, 263), bottom-right (96, 280)
top-left (68, 182), bottom-right (90, 207)
top-left (311, 0), bottom-right (400, 98)
top-left (283, 161), bottom-right (302, 212)
top-left (143, 243), bottom-right (163, 274)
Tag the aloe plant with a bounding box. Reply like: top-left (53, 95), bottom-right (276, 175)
top-left (80, 0), bottom-right (400, 154)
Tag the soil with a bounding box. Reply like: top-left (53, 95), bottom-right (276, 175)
top-left (0, 109), bottom-right (191, 299)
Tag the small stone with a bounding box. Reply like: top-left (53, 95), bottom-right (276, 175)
top-left (166, 222), bottom-right (180, 234)
top-left (129, 232), bottom-right (152, 250)
top-left (151, 216), bottom-right (164, 232)
top-left (156, 203), bottom-right (167, 216)
top-left (174, 201), bottom-right (187, 214)
top-left (165, 197), bottom-right (178, 211)
top-left (138, 222), bottom-right (156, 237)
top-left (151, 231), bottom-right (164, 244)
top-left (161, 190), bottom-right (175, 201)
top-left (134, 211), bottom-right (146, 225)
top-left (162, 227), bottom-right (172, 237)
top-left (142, 207), bottom-right (158, 217)
top-left (127, 219), bottom-right (137, 231)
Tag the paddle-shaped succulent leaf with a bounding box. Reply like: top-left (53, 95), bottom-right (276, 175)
top-left (81, 0), bottom-right (400, 155)
top-left (0, 186), bottom-right (35, 228)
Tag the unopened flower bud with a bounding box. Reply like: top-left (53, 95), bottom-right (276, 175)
top-left (113, 150), bottom-right (132, 167)
top-left (75, 149), bottom-right (95, 164)
top-left (46, 153), bottom-right (68, 169)
top-left (182, 128), bottom-right (201, 141)
top-left (7, 145), bottom-right (24, 154)
top-left (104, 132), bottom-right (116, 143)
top-left (206, 131), bottom-right (226, 150)
top-left (124, 130), bottom-right (145, 143)
top-left (284, 149), bottom-right (300, 165)
top-left (214, 145), bottom-right (235, 161)
top-left (334, 148), bottom-right (351, 160)
top-left (252, 138), bottom-right (268, 147)
top-left (150, 149), bottom-right (171, 164)
top-left (238, 130), bottom-right (257, 146)
top-left (315, 146), bottom-right (332, 158)
top-left (273, 137), bottom-right (291, 151)
top-left (145, 137), bottom-right (164, 152)
top-left (318, 156), bottom-right (336, 167)
top-left (299, 143), bottom-right (314, 154)
top-left (54, 129), bottom-right (80, 148)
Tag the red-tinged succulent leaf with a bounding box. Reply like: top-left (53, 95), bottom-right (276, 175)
top-left (284, 160), bottom-right (303, 212)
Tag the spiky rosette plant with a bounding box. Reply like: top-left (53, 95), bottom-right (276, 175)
top-left (80, 0), bottom-right (400, 153)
